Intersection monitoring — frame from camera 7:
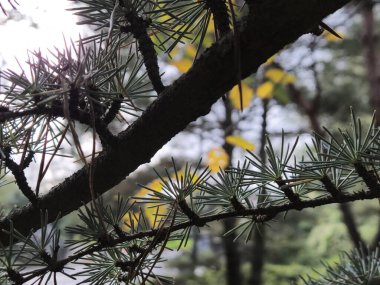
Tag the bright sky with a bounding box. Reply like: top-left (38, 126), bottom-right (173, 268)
top-left (0, 0), bottom-right (85, 70)
top-left (0, 1), bottom-right (90, 192)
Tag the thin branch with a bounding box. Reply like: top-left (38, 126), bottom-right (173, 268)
top-left (0, 106), bottom-right (117, 146)
top-left (206, 0), bottom-right (231, 37)
top-left (21, 188), bottom-right (380, 282)
top-left (121, 6), bottom-right (165, 94)
top-left (3, 149), bottom-right (38, 205)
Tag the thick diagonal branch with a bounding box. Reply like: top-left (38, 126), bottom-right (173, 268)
top-left (0, 0), bottom-right (352, 245)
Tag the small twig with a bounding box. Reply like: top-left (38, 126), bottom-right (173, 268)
top-left (276, 178), bottom-right (302, 204)
top-left (178, 199), bottom-right (205, 227)
top-left (320, 175), bottom-right (341, 198)
top-left (205, 0), bottom-right (231, 37)
top-left (354, 162), bottom-right (380, 192)
top-left (121, 9), bottom-right (165, 94)
top-left (3, 149), bottom-right (38, 205)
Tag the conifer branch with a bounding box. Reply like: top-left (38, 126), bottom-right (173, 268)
top-left (206, 0), bottom-right (231, 37)
top-left (3, 149), bottom-right (38, 205)
top-left (0, 0), bottom-right (353, 245)
top-left (0, 105), bottom-right (117, 146)
top-left (120, 3), bottom-right (165, 94)
top-left (18, 188), bottom-right (380, 283)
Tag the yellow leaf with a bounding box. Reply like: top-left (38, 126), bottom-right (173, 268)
top-left (225, 135), bottom-right (255, 151)
top-left (172, 59), bottom-right (193, 73)
top-left (256, 81), bottom-right (274, 99)
top-left (323, 30), bottom-right (344, 42)
top-left (207, 147), bottom-right (229, 173)
top-left (144, 205), bottom-right (167, 227)
top-left (265, 68), bottom-right (296, 84)
top-left (185, 45), bottom-right (197, 59)
top-left (122, 211), bottom-right (139, 231)
top-left (123, 178), bottom-right (168, 228)
top-left (170, 46), bottom-right (180, 58)
top-left (159, 13), bottom-right (170, 23)
top-left (265, 54), bottom-right (277, 64)
top-left (134, 178), bottom-right (162, 198)
top-left (172, 169), bottom-right (199, 185)
top-left (229, 82), bottom-right (254, 110)
top-left (207, 16), bottom-right (215, 33)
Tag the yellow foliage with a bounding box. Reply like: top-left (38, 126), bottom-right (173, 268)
top-left (172, 58), bottom-right (193, 73)
top-left (144, 205), bottom-right (167, 227)
top-left (172, 169), bottom-right (199, 185)
top-left (229, 82), bottom-right (254, 110)
top-left (122, 211), bottom-right (139, 230)
top-left (185, 45), bottom-right (197, 59)
top-left (265, 54), bottom-right (277, 64)
top-left (170, 46), bottom-right (180, 58)
top-left (207, 16), bottom-right (215, 33)
top-left (256, 81), bottom-right (274, 99)
top-left (323, 30), bottom-right (344, 42)
top-left (207, 147), bottom-right (229, 173)
top-left (123, 178), bottom-right (167, 228)
top-left (159, 13), bottom-right (170, 23)
top-left (225, 135), bottom-right (255, 151)
top-left (265, 68), bottom-right (296, 84)
top-left (134, 179), bottom-right (162, 198)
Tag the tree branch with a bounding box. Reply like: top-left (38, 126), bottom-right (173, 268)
top-left (3, 149), bottom-right (37, 205)
top-left (0, 106), bottom-right (117, 146)
top-left (0, 0), bottom-right (353, 245)
top-left (21, 188), bottom-right (380, 283)
top-left (121, 6), bottom-right (165, 94)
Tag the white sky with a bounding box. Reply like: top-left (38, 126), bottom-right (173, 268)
top-left (0, 1), bottom-right (92, 192)
top-left (0, 0), bottom-right (84, 69)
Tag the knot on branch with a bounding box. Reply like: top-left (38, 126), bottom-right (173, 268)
top-left (128, 244), bottom-right (146, 254)
top-left (42, 248), bottom-right (65, 273)
top-left (178, 199), bottom-right (205, 227)
top-left (120, 16), bottom-right (152, 37)
top-left (276, 178), bottom-right (301, 204)
top-left (320, 175), bottom-right (341, 198)
top-left (205, 0), bottom-right (231, 37)
top-left (354, 162), bottom-right (380, 192)
top-left (40, 250), bottom-right (53, 264)
top-left (3, 148), bottom-right (38, 205)
top-left (6, 268), bottom-right (24, 284)
top-left (120, 10), bottom-right (165, 94)
top-left (115, 260), bottom-right (137, 272)
top-left (253, 213), bottom-right (275, 223)
top-left (113, 224), bottom-right (127, 239)
top-left (98, 232), bottom-right (114, 247)
top-left (230, 195), bottom-right (246, 213)
top-left (0, 104), bottom-right (9, 112)
top-left (102, 95), bottom-right (123, 125)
